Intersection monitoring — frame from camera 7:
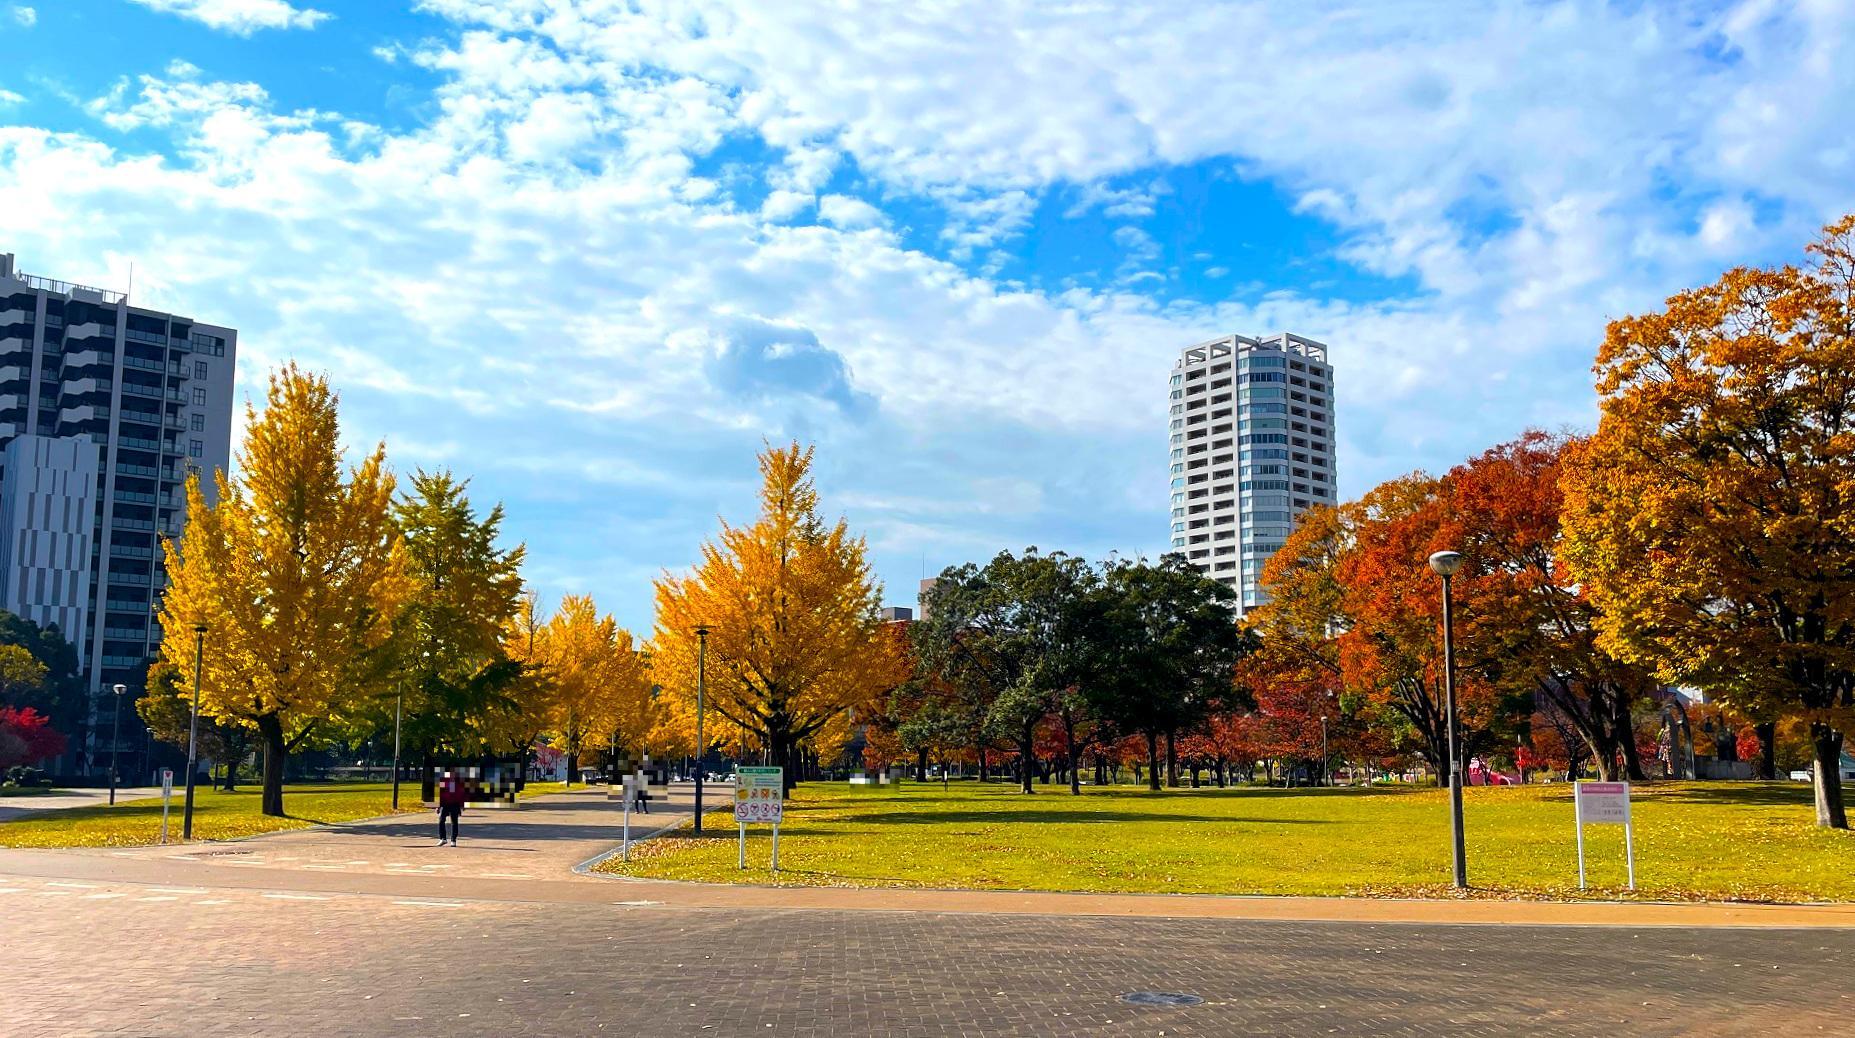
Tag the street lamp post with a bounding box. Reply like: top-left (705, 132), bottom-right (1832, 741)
top-left (109, 684), bottom-right (126, 805)
top-left (1428, 550), bottom-right (1468, 889)
top-left (694, 625), bottom-right (708, 835)
top-left (390, 681), bottom-right (404, 810)
top-left (182, 623), bottom-right (206, 841)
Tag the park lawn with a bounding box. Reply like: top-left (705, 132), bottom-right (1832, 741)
top-left (599, 780), bottom-right (1855, 903)
top-left (0, 781), bottom-right (423, 848)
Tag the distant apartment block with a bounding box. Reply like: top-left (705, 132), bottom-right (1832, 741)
top-left (0, 434), bottom-right (101, 640)
top-left (1169, 333), bottom-right (1335, 613)
top-left (0, 252), bottom-right (235, 767)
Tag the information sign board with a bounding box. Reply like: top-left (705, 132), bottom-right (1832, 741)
top-left (1575, 781), bottom-right (1630, 824)
top-left (1573, 780), bottom-right (1635, 889)
top-left (734, 766), bottom-right (784, 824)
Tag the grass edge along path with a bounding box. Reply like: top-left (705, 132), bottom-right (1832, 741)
top-left (596, 781), bottom-right (1855, 904)
top-left (0, 779), bottom-right (571, 848)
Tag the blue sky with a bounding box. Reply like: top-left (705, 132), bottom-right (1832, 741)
top-left (2, 0), bottom-right (1853, 633)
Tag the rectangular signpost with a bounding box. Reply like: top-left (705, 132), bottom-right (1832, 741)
top-left (1573, 780), bottom-right (1634, 890)
top-left (158, 768), bottom-right (174, 845)
top-left (734, 766), bottom-right (784, 872)
top-left (620, 773), bottom-right (636, 863)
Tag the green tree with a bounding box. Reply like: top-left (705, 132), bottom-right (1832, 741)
top-left (1091, 555), bottom-right (1250, 790)
top-left (387, 470), bottom-right (527, 795)
top-left (0, 611), bottom-right (86, 741)
top-left (914, 550), bottom-right (1105, 795)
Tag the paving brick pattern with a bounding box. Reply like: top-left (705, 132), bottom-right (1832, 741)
top-left (6, 879), bottom-right (1850, 1037)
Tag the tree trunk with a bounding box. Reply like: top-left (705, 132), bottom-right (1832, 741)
top-left (1017, 735), bottom-right (1035, 794)
top-left (223, 741), bottom-right (239, 792)
top-left (1215, 758), bottom-right (1226, 788)
top-left (916, 747), bottom-right (929, 782)
top-left (1065, 725), bottom-right (1081, 796)
top-left (256, 713), bottom-right (286, 818)
top-left (1810, 723), bottom-right (1848, 829)
top-left (1755, 721), bottom-right (1778, 780)
top-left (565, 751), bottom-right (577, 788)
top-left (1165, 731), bottom-right (1179, 788)
top-left (978, 747), bottom-right (989, 783)
top-left (1145, 732), bottom-right (1161, 791)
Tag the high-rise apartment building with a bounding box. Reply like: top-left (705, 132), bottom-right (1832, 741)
top-left (0, 252), bottom-right (235, 769)
top-left (1169, 333), bottom-right (1335, 613)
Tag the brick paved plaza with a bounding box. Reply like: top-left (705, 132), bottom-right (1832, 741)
top-left (4, 788), bottom-right (1852, 1037)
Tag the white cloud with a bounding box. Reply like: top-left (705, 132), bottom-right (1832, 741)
top-left (817, 194), bottom-right (884, 229)
top-left (0, 88), bottom-right (22, 106)
top-left (5, 0), bottom-right (1854, 624)
top-left (760, 189), bottom-right (812, 222)
top-left (125, 0), bottom-right (329, 35)
top-left (9, 5), bottom-right (33, 27)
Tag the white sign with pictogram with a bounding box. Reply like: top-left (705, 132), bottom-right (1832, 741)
top-left (1573, 781), bottom-right (1635, 889)
top-left (734, 766), bottom-right (784, 871)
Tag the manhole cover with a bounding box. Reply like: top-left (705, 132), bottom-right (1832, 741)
top-left (1119, 992), bottom-right (1204, 1007)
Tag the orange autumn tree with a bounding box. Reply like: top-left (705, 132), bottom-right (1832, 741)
top-left (1333, 475), bottom-right (1523, 782)
top-left (1441, 432), bottom-right (1660, 780)
top-left (1562, 215), bottom-right (1855, 828)
top-left (650, 443), bottom-right (906, 795)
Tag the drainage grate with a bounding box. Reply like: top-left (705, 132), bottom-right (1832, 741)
top-left (1118, 992), bottom-right (1204, 1007)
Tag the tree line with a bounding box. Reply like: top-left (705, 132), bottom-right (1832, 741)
top-left (863, 215), bottom-right (1855, 831)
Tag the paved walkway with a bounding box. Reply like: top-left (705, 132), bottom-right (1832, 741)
top-left (0, 786), bottom-right (161, 822)
top-left (5, 874), bottom-right (1849, 1037)
top-left (3, 783), bottom-right (1854, 928)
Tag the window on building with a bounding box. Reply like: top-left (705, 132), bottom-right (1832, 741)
top-left (194, 361), bottom-right (208, 379)
top-left (190, 413), bottom-right (203, 431)
top-left (189, 439), bottom-right (203, 458)
top-left (192, 387), bottom-right (207, 405)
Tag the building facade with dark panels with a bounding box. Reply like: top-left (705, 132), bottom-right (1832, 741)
top-left (0, 252), bottom-right (235, 771)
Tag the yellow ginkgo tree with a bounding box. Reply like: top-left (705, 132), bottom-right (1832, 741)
top-left (650, 442), bottom-right (907, 795)
top-left (535, 594), bottom-right (655, 783)
top-left (158, 365), bottom-right (405, 817)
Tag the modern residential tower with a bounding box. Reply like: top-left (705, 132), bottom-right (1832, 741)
top-left (1169, 333), bottom-right (1335, 613)
top-left (0, 252), bottom-right (235, 771)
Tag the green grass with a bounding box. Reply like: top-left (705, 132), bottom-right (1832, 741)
top-left (598, 780), bottom-right (1855, 903)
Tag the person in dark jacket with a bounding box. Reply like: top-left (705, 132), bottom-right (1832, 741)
top-left (437, 770), bottom-right (467, 845)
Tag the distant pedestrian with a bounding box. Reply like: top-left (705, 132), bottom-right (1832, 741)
top-left (633, 782), bottom-right (651, 814)
top-left (437, 770), bottom-right (467, 845)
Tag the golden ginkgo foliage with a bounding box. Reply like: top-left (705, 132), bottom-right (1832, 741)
top-left (649, 443), bottom-right (907, 793)
top-left (534, 594), bottom-right (655, 780)
top-left (1561, 214), bottom-right (1855, 829)
top-left (158, 365), bottom-right (406, 817)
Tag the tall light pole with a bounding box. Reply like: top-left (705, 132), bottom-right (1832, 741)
top-left (1319, 714), bottom-right (1329, 788)
top-left (1428, 550), bottom-right (1468, 889)
top-left (182, 623), bottom-right (206, 840)
top-left (109, 684), bottom-right (126, 805)
top-left (390, 680), bottom-right (404, 810)
top-left (694, 625), bottom-right (708, 834)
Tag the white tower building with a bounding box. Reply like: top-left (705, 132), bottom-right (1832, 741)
top-left (1168, 333), bottom-right (1336, 613)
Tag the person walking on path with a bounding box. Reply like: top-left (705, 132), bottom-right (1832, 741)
top-left (437, 770), bottom-right (467, 846)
